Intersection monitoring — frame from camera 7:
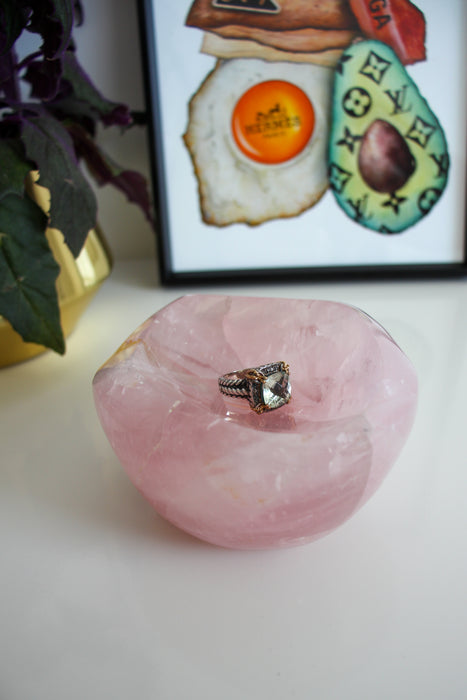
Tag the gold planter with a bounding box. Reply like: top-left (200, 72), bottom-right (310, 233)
top-left (0, 177), bottom-right (112, 367)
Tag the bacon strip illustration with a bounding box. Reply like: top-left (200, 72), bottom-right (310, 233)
top-left (349, 0), bottom-right (426, 64)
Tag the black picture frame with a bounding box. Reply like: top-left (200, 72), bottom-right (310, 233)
top-left (138, 0), bottom-right (467, 284)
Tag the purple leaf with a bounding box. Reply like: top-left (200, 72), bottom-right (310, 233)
top-left (0, 1), bottom-right (29, 56)
top-left (0, 48), bottom-right (20, 101)
top-left (105, 169), bottom-right (152, 223)
top-left (0, 111), bottom-right (23, 139)
top-left (60, 51), bottom-right (132, 126)
top-left (26, 0), bottom-right (75, 60)
top-left (68, 122), bottom-right (153, 223)
top-left (23, 56), bottom-right (62, 100)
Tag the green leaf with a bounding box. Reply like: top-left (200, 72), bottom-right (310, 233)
top-left (0, 193), bottom-right (65, 354)
top-left (21, 114), bottom-right (97, 257)
top-left (0, 140), bottom-right (34, 201)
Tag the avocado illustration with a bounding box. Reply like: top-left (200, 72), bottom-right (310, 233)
top-left (328, 39), bottom-right (449, 234)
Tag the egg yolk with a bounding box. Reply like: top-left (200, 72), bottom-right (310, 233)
top-left (231, 80), bottom-right (315, 165)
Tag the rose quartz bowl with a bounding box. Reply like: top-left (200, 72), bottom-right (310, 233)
top-left (93, 295), bottom-right (417, 549)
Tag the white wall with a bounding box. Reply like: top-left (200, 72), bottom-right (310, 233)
top-left (74, 0), bottom-right (155, 260)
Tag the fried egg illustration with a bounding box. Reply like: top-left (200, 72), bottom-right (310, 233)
top-left (183, 58), bottom-right (333, 226)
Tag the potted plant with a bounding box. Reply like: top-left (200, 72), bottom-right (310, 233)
top-left (0, 0), bottom-right (152, 363)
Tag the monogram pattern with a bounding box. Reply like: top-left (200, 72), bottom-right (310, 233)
top-left (328, 40), bottom-right (449, 234)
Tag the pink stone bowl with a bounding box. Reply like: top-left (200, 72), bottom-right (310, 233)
top-left (93, 295), bottom-right (417, 549)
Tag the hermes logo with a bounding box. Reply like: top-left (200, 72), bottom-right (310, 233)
top-left (245, 103), bottom-right (300, 135)
top-left (212, 0), bottom-right (280, 14)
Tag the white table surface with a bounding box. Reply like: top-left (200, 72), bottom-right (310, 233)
top-left (2, 259), bottom-right (467, 700)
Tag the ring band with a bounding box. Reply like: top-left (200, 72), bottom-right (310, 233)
top-left (218, 361), bottom-right (291, 414)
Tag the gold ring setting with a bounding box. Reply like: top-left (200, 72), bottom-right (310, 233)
top-left (218, 361), bottom-right (291, 414)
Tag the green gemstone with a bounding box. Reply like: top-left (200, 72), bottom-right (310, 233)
top-left (262, 371), bottom-right (291, 409)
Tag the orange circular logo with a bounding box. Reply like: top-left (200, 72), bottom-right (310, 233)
top-left (231, 80), bottom-right (315, 165)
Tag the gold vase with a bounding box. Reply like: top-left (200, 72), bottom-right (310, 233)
top-left (0, 176), bottom-right (112, 367)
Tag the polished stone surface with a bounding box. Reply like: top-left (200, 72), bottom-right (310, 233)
top-left (93, 294), bottom-right (418, 549)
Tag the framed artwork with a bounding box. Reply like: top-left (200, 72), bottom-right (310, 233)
top-left (138, 0), bottom-right (467, 283)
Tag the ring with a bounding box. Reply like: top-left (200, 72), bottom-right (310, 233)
top-left (218, 361), bottom-right (291, 414)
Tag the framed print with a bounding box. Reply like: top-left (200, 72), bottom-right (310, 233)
top-left (138, 0), bottom-right (467, 283)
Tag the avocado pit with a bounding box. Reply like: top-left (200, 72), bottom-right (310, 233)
top-left (358, 119), bottom-right (415, 193)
